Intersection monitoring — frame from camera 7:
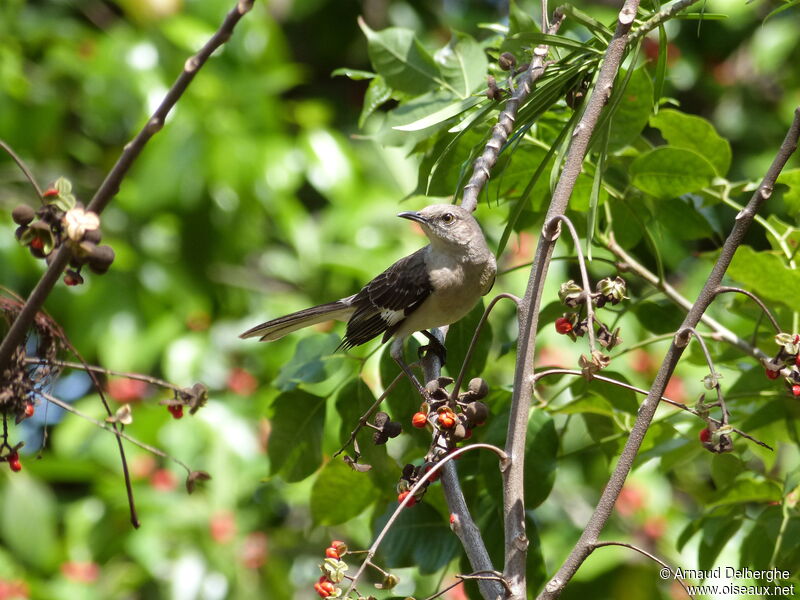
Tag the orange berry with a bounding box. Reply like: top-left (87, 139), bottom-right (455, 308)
top-left (555, 317), bottom-right (573, 334)
top-left (398, 490), bottom-right (416, 507)
top-left (411, 412), bottom-right (428, 428)
top-left (325, 547), bottom-right (339, 559)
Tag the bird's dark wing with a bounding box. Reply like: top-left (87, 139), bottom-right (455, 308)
top-left (340, 247), bottom-right (432, 349)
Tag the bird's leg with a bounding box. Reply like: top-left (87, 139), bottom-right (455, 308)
top-left (418, 329), bottom-right (447, 366)
top-left (391, 337), bottom-right (429, 399)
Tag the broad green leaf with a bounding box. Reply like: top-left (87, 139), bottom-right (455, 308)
top-left (630, 147), bottom-right (716, 198)
top-left (711, 454), bottom-right (744, 490)
top-left (358, 17), bottom-right (444, 96)
top-left (726, 246), bottom-right (800, 311)
top-left (653, 197), bottom-right (715, 240)
top-left (435, 32), bottom-right (488, 98)
top-left (524, 410), bottom-right (558, 507)
top-left (380, 91), bottom-right (466, 147)
top-left (330, 68), bottom-right (376, 80)
top-left (445, 300), bottom-right (492, 381)
top-left (268, 390), bottom-right (326, 482)
top-left (310, 459), bottom-right (377, 525)
top-left (699, 512), bottom-right (742, 570)
top-left (572, 371), bottom-right (640, 414)
top-left (649, 109), bottom-right (732, 176)
top-left (273, 334), bottom-right (343, 391)
top-left (708, 475), bottom-right (783, 509)
top-left (0, 475), bottom-right (59, 570)
top-left (777, 168), bottom-right (800, 215)
top-left (392, 95), bottom-right (483, 131)
top-left (359, 76), bottom-right (392, 128)
top-left (374, 502), bottom-right (459, 573)
top-left (607, 67), bottom-right (653, 151)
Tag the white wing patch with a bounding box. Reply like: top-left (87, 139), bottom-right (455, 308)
top-left (380, 308), bottom-right (405, 326)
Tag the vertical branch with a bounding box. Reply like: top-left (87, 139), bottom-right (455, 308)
top-left (537, 108), bottom-right (800, 599)
top-left (502, 1), bottom-right (641, 596)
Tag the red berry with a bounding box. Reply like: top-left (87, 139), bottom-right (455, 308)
top-left (439, 415), bottom-right (455, 429)
top-left (30, 237), bottom-right (44, 250)
top-left (449, 513), bottom-right (456, 524)
top-left (411, 412), bottom-right (427, 428)
top-left (314, 583), bottom-right (330, 598)
top-left (699, 428), bottom-right (711, 443)
top-left (325, 547), bottom-right (339, 559)
top-left (330, 540), bottom-right (347, 556)
top-left (8, 452), bottom-right (22, 472)
top-left (168, 405), bottom-right (184, 419)
top-left (64, 273), bottom-right (81, 286)
top-left (24, 403), bottom-right (35, 418)
top-left (555, 317), bottom-right (573, 334)
top-left (792, 385), bottom-right (800, 397)
top-left (398, 490), bottom-right (416, 507)
top-left (766, 368), bottom-right (780, 380)
top-left (43, 188), bottom-right (59, 198)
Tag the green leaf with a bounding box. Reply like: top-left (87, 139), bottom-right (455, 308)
top-left (358, 17), bottom-right (444, 96)
top-left (708, 475), bottom-right (783, 509)
top-left (630, 147), bottom-right (716, 198)
top-left (268, 390), bottom-right (326, 482)
top-left (380, 91), bottom-right (466, 147)
top-left (330, 68), bottom-right (376, 80)
top-left (273, 334), bottom-right (352, 393)
top-left (392, 95), bottom-right (483, 131)
top-left (653, 25), bottom-right (667, 111)
top-left (607, 67), bottom-right (653, 151)
top-left (0, 475), bottom-right (59, 570)
top-left (573, 371), bottom-right (640, 414)
top-left (726, 245), bottom-right (800, 311)
top-left (698, 512), bottom-right (742, 570)
top-left (359, 75), bottom-right (392, 128)
top-left (435, 31), bottom-right (488, 98)
top-left (777, 168), bottom-right (800, 215)
top-left (310, 459), bottom-right (377, 525)
top-left (653, 197), bottom-right (715, 240)
top-left (444, 300), bottom-right (492, 381)
top-left (765, 0), bottom-right (800, 21)
top-left (524, 410), bottom-right (558, 508)
top-left (510, 32), bottom-right (603, 54)
top-left (374, 502), bottom-right (459, 573)
top-left (649, 109), bottom-right (732, 176)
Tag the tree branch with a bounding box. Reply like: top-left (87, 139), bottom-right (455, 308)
top-left (503, 0), bottom-right (642, 596)
top-left (0, 0), bottom-right (255, 373)
top-left (537, 108), bottom-right (800, 599)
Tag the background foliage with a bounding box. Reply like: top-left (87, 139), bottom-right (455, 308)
top-left (1, 0), bottom-right (800, 599)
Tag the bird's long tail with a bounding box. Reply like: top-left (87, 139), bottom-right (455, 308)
top-left (239, 300), bottom-right (354, 342)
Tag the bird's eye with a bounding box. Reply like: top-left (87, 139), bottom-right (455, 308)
top-left (441, 213), bottom-right (454, 224)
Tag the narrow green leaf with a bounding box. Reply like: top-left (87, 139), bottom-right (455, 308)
top-left (653, 25), bottom-right (667, 112)
top-left (649, 108), bottom-right (732, 176)
top-left (311, 459), bottom-right (377, 525)
top-left (268, 390), bottom-right (326, 482)
top-left (605, 67), bottom-right (653, 151)
top-left (393, 96), bottom-right (483, 131)
top-left (629, 147), bottom-right (716, 198)
top-left (674, 12), bottom-right (728, 19)
top-left (510, 32), bottom-right (604, 54)
top-left (765, 0), bottom-right (800, 21)
top-left (330, 68), bottom-right (376, 80)
top-left (358, 17), bottom-right (448, 96)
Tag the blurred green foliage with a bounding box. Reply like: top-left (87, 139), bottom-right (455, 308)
top-left (1, 0), bottom-right (800, 599)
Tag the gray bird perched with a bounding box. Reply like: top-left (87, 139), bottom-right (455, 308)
top-left (240, 204), bottom-right (496, 391)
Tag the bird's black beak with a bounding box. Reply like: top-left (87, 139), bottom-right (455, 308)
top-left (398, 211), bottom-right (427, 225)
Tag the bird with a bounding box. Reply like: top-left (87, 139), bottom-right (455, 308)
top-left (240, 204), bottom-right (496, 391)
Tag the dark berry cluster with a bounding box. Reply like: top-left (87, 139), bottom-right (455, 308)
top-left (397, 377), bottom-right (489, 506)
top-left (370, 412), bottom-right (402, 445)
top-left (763, 333), bottom-right (800, 398)
top-left (11, 178), bottom-right (115, 286)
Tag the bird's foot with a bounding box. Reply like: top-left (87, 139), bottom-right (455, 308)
top-left (418, 331), bottom-right (447, 366)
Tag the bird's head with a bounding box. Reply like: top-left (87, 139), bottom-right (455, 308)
top-left (398, 204), bottom-right (486, 250)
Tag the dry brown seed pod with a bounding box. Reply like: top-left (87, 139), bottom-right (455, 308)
top-left (467, 377), bottom-right (489, 398)
top-left (12, 205), bottom-right (35, 226)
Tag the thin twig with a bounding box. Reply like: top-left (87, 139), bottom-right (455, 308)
top-left (0, 140), bottom-right (43, 198)
top-left (628, 0), bottom-right (703, 44)
top-left (714, 286), bottom-right (782, 333)
top-left (593, 541), bottom-right (694, 599)
top-left (549, 215), bottom-right (596, 352)
top-left (539, 109), bottom-right (800, 599)
top-left (0, 0), bottom-right (255, 373)
top-left (24, 357), bottom-right (184, 393)
top-left (682, 327), bottom-right (729, 424)
top-left (533, 368), bottom-right (773, 450)
top-left (344, 442), bottom-right (508, 598)
top-left (450, 293), bottom-right (520, 401)
top-left (42, 392), bottom-right (195, 473)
